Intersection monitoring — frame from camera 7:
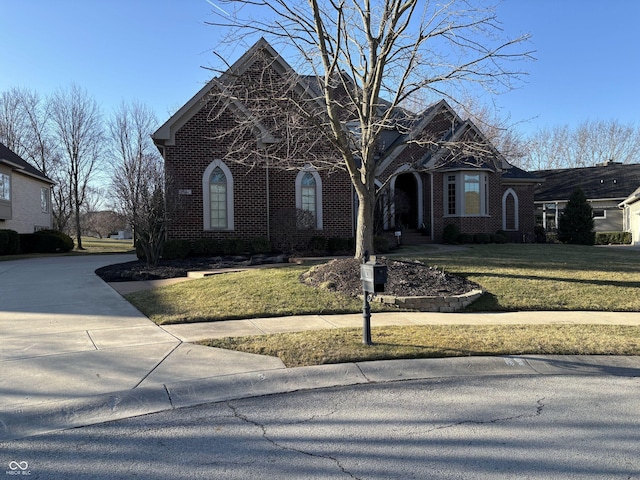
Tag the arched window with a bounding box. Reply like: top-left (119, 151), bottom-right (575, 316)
top-left (209, 167), bottom-right (227, 228)
top-left (203, 160), bottom-right (234, 230)
top-left (301, 172), bottom-right (316, 217)
top-left (502, 188), bottom-right (519, 231)
top-left (295, 167), bottom-right (323, 229)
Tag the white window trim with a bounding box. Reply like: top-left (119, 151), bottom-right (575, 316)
top-left (295, 167), bottom-right (323, 229)
top-left (502, 188), bottom-right (519, 231)
top-left (443, 171), bottom-right (489, 217)
top-left (0, 172), bottom-right (10, 201)
top-left (202, 160), bottom-right (234, 231)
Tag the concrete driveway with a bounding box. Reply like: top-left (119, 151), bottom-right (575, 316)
top-left (0, 254), bottom-right (285, 440)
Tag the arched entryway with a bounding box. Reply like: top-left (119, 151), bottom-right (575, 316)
top-left (394, 172), bottom-right (420, 229)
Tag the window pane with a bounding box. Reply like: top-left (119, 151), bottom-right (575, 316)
top-left (447, 175), bottom-right (456, 215)
top-left (301, 173), bottom-right (316, 215)
top-left (464, 174), bottom-right (480, 215)
top-left (210, 167), bottom-right (227, 228)
top-left (0, 174), bottom-right (9, 201)
top-left (41, 187), bottom-right (49, 213)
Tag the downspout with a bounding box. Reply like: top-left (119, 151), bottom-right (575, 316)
top-left (429, 172), bottom-right (435, 241)
top-left (265, 160), bottom-right (270, 241)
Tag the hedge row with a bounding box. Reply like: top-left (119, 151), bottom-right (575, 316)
top-left (0, 229), bottom-right (74, 255)
top-left (442, 224), bottom-right (509, 245)
top-left (138, 236), bottom-right (275, 261)
top-left (140, 235), bottom-right (372, 261)
top-left (595, 231), bottom-right (632, 245)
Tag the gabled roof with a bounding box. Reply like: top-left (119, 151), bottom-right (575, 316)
top-left (153, 37), bottom-right (290, 147)
top-left (534, 162), bottom-right (640, 202)
top-left (0, 142), bottom-right (53, 184)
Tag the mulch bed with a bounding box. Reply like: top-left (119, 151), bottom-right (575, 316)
top-left (95, 254), bottom-right (479, 298)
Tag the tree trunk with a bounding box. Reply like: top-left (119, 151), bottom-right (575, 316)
top-left (354, 187), bottom-right (375, 260)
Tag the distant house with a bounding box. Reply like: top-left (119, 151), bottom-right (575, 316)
top-left (152, 38), bottom-right (538, 250)
top-left (0, 142), bottom-right (53, 233)
top-left (619, 186), bottom-right (640, 246)
top-left (534, 162), bottom-right (640, 233)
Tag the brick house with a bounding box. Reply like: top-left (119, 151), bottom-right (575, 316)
top-left (152, 38), bottom-right (537, 251)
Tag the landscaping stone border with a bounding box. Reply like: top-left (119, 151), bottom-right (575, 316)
top-left (372, 289), bottom-right (484, 313)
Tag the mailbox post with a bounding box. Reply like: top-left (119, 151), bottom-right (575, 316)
top-left (360, 252), bottom-right (388, 345)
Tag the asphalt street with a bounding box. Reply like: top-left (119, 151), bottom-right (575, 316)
top-left (2, 375), bottom-right (639, 479)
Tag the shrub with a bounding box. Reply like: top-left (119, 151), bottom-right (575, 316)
top-left (373, 235), bottom-right (391, 253)
top-left (221, 237), bottom-right (247, 255)
top-left (20, 230), bottom-right (74, 253)
top-left (162, 239), bottom-right (191, 260)
top-left (595, 231), bottom-right (632, 245)
top-left (328, 237), bottom-right (354, 254)
top-left (493, 230), bottom-right (509, 244)
top-left (534, 226), bottom-right (546, 243)
top-left (308, 236), bottom-right (328, 255)
top-left (458, 233), bottom-right (473, 244)
top-left (0, 229), bottom-right (20, 255)
top-left (192, 238), bottom-right (220, 256)
top-left (135, 240), bottom-right (146, 260)
top-left (442, 224), bottom-right (460, 244)
top-left (249, 237), bottom-right (271, 254)
top-left (474, 233), bottom-right (491, 244)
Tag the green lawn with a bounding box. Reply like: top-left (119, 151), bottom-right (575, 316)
top-left (126, 244), bottom-right (640, 325)
top-left (419, 244), bottom-right (640, 312)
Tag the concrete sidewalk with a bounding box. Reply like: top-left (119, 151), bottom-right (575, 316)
top-left (1, 254), bottom-right (639, 442)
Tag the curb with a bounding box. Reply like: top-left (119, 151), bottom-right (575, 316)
top-left (1, 354), bottom-right (638, 442)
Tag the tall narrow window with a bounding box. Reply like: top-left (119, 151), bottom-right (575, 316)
top-left (203, 160), bottom-right (234, 231)
top-left (295, 167), bottom-right (323, 229)
top-left (209, 167), bottom-right (227, 229)
top-left (0, 173), bottom-right (10, 201)
top-left (464, 174), bottom-right (481, 215)
top-left (301, 172), bottom-right (316, 218)
top-left (447, 175), bottom-right (456, 215)
top-left (41, 187), bottom-right (49, 213)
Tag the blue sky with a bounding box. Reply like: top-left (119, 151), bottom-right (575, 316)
top-left (1, 0), bottom-right (638, 137)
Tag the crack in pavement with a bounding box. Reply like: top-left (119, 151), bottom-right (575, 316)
top-left (429, 397), bottom-right (546, 433)
top-left (227, 402), bottom-right (361, 480)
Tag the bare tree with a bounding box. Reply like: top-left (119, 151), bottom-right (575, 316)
top-left (50, 84), bottom-right (104, 249)
top-left (108, 100), bottom-right (163, 246)
top-left (524, 120), bottom-right (640, 170)
top-left (0, 87), bottom-right (29, 154)
top-left (131, 163), bottom-right (168, 266)
top-left (16, 88), bottom-right (61, 178)
top-left (206, 0), bottom-right (533, 258)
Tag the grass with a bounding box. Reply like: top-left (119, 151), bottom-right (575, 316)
top-left (200, 324), bottom-right (640, 367)
top-left (127, 244), bottom-right (640, 325)
top-left (126, 265), bottom-right (399, 325)
top-left (127, 243), bottom-right (640, 365)
top-left (0, 236), bottom-right (134, 262)
top-left (418, 244), bottom-right (640, 312)
top-left (73, 237), bottom-right (135, 254)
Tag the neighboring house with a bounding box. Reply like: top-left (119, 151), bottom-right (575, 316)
top-left (152, 38), bottom-right (538, 249)
top-left (0, 142), bottom-right (53, 233)
top-left (533, 162), bottom-right (640, 233)
top-left (619, 186), bottom-right (640, 246)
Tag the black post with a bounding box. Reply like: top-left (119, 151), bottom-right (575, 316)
top-left (363, 291), bottom-right (372, 345)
